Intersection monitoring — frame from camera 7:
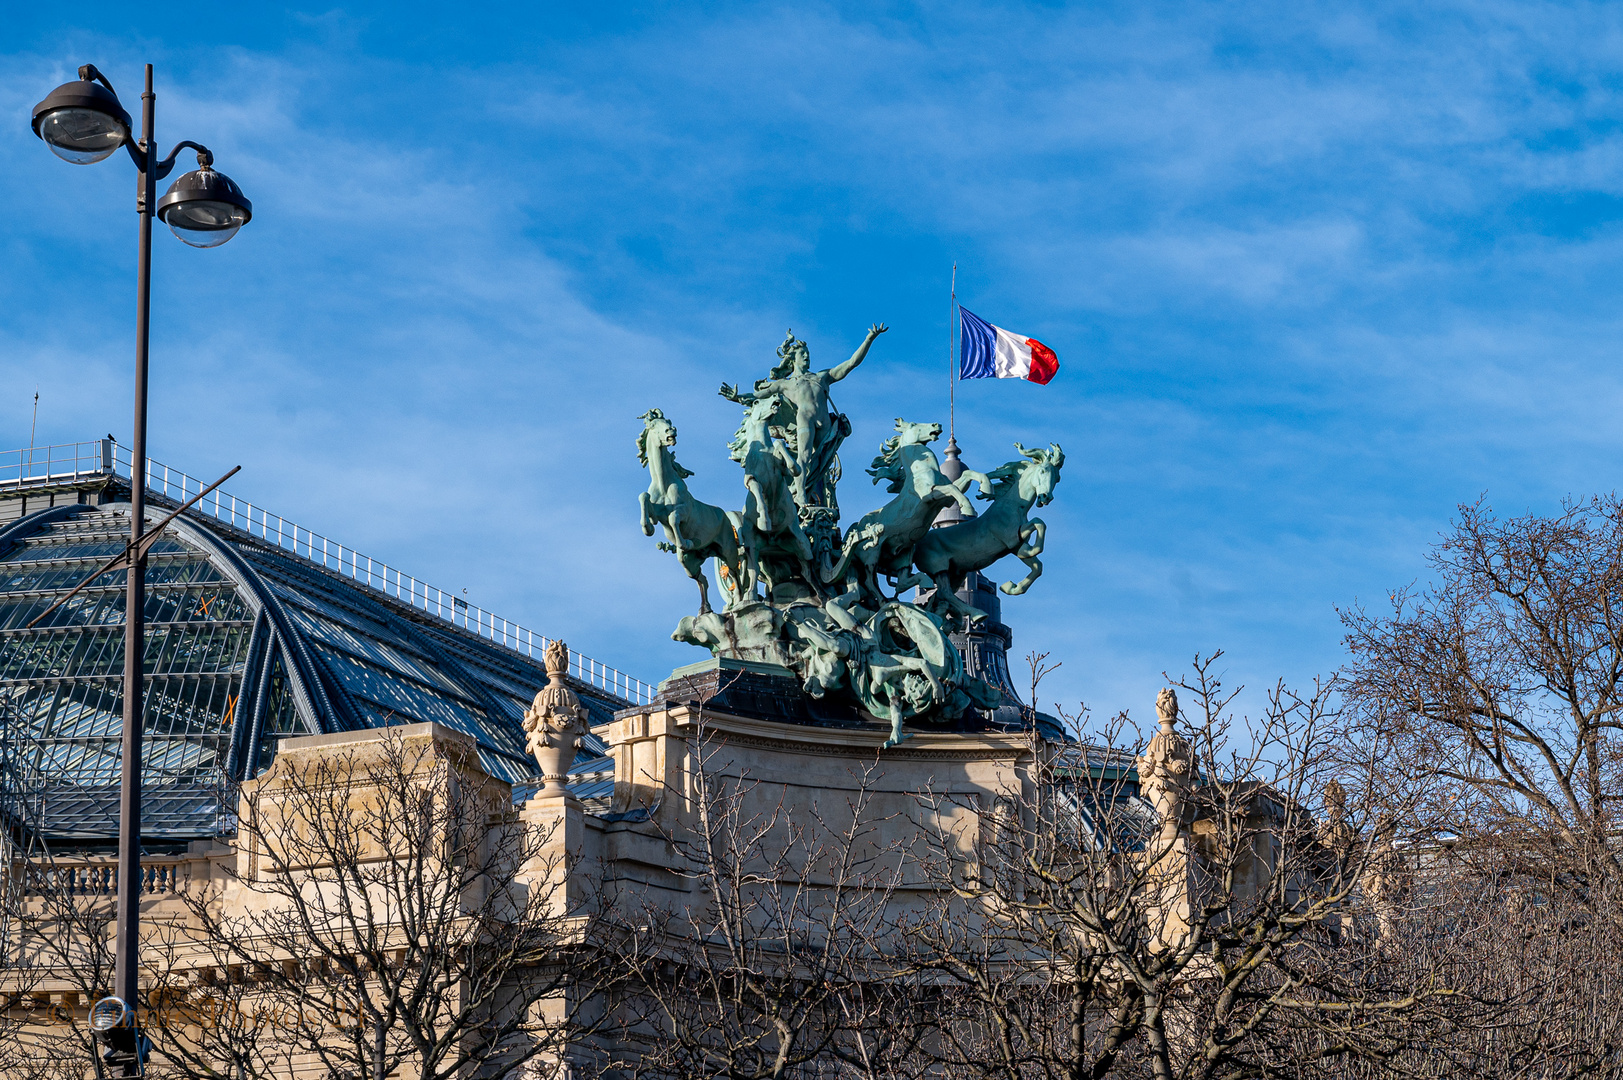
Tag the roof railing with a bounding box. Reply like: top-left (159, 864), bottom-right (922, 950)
top-left (0, 439), bottom-right (656, 705)
top-left (0, 440), bottom-right (113, 488)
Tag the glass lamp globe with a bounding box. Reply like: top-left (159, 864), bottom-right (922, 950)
top-left (88, 996), bottom-right (130, 1033)
top-left (155, 168), bottom-right (252, 248)
top-left (36, 107), bottom-right (129, 164)
top-left (31, 73), bottom-right (132, 165)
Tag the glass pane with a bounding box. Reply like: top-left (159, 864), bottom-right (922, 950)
top-left (284, 604), bottom-right (465, 697)
top-left (8, 540), bottom-right (126, 562)
top-left (316, 647), bottom-right (493, 741)
top-left (0, 512), bottom-right (247, 839)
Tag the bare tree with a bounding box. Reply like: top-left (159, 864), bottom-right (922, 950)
top-left (1337, 495), bottom-right (1623, 1077)
top-left (897, 654), bottom-right (1461, 1080)
top-left (597, 710), bottom-right (919, 1079)
top-left (1340, 495), bottom-right (1623, 919)
top-left (2, 839), bottom-right (293, 1079)
top-left (173, 727), bottom-right (602, 1080)
top-left (0, 853), bottom-right (99, 1080)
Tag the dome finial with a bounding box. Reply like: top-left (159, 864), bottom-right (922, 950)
top-left (544, 638), bottom-right (569, 681)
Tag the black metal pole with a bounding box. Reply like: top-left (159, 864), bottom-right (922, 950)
top-left (114, 63), bottom-right (153, 1059)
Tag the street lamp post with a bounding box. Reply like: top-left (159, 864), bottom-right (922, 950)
top-left (31, 63), bottom-right (251, 1077)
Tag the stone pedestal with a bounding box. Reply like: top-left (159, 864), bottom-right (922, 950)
top-left (601, 676), bottom-right (1041, 897)
top-left (518, 791), bottom-right (587, 919)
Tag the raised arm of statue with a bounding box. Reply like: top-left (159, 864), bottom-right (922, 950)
top-left (719, 382), bottom-right (757, 405)
top-left (827, 323), bottom-right (888, 383)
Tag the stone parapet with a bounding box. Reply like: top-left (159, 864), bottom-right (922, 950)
top-left (597, 692), bottom-right (1039, 897)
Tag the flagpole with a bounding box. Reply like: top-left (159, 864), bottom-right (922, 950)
top-left (949, 262), bottom-right (958, 440)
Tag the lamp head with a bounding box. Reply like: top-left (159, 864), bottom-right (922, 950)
top-left (156, 158), bottom-right (252, 247)
top-left (88, 995), bottom-right (131, 1034)
top-left (32, 66), bottom-right (131, 165)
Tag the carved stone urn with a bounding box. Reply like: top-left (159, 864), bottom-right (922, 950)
top-left (524, 640), bottom-right (590, 797)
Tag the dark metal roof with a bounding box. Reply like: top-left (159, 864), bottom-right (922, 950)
top-left (0, 502), bottom-right (632, 845)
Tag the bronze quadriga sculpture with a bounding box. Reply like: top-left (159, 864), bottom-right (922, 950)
top-left (635, 323), bottom-right (1063, 747)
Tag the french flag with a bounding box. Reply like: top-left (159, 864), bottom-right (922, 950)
top-left (959, 307), bottom-right (1059, 385)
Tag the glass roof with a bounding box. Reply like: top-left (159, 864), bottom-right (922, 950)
top-left (0, 502), bottom-right (633, 847)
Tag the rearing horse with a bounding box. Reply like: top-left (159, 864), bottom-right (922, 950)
top-left (730, 395), bottom-right (816, 592)
top-left (822, 419), bottom-right (989, 605)
top-left (897, 442), bottom-right (1063, 622)
top-left (637, 409), bottom-right (746, 614)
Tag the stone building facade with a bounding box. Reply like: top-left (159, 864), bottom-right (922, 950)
top-left (0, 441), bottom-right (1320, 1077)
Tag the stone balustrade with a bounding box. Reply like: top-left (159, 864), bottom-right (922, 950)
top-left (16, 851), bottom-right (219, 900)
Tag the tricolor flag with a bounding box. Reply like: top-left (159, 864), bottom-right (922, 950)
top-left (959, 307), bottom-right (1059, 385)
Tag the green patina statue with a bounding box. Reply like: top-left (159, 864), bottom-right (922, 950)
top-left (636, 323), bottom-right (1063, 748)
top-left (824, 419), bottom-right (990, 609)
top-left (897, 442), bottom-right (1063, 622)
top-left (636, 409), bottom-right (745, 615)
top-left (720, 324), bottom-right (884, 508)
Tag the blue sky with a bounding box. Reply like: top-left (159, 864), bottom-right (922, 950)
top-left (5, 3), bottom-right (1623, 727)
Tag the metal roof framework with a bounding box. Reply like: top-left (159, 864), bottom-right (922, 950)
top-left (0, 500), bottom-right (632, 845)
top-left (0, 439), bottom-right (656, 706)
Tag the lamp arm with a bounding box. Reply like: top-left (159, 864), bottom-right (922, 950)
top-left (77, 65), bottom-right (118, 94)
top-left (153, 141), bottom-right (214, 181)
